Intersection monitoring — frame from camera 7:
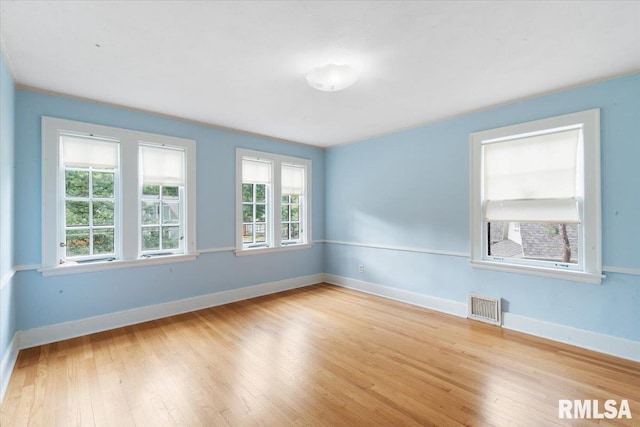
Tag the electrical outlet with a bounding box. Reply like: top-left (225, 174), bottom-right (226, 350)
top-left (358, 264), bottom-right (365, 273)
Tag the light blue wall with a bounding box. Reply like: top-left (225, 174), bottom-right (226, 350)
top-left (13, 89), bottom-right (325, 330)
top-left (6, 68), bottom-right (639, 345)
top-left (326, 73), bottom-right (640, 341)
top-left (0, 50), bottom-right (17, 367)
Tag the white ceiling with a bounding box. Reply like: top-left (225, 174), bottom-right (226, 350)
top-left (1, 1), bottom-right (639, 148)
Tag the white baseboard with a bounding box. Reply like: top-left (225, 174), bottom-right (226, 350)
top-left (323, 273), bottom-right (468, 318)
top-left (17, 273), bottom-right (324, 350)
top-left (0, 334), bottom-right (20, 404)
top-left (324, 273), bottom-right (640, 363)
top-left (502, 312), bottom-right (640, 362)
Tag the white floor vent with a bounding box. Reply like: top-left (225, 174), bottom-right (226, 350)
top-left (468, 294), bottom-right (501, 326)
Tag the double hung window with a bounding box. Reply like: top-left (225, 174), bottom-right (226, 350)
top-left (470, 109), bottom-right (602, 283)
top-left (42, 117), bottom-right (196, 275)
top-left (61, 135), bottom-right (119, 261)
top-left (236, 149), bottom-right (311, 254)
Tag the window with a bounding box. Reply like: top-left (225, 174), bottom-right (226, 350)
top-left (61, 135), bottom-right (119, 261)
top-left (41, 117), bottom-right (196, 275)
top-left (236, 149), bottom-right (311, 254)
top-left (140, 145), bottom-right (186, 256)
top-left (470, 109), bottom-right (602, 284)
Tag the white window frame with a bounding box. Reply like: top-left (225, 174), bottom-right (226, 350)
top-left (41, 117), bottom-right (197, 276)
top-left (470, 109), bottom-right (603, 284)
top-left (235, 148), bottom-right (312, 255)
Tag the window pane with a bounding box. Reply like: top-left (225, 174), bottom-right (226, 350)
top-left (282, 195), bottom-right (289, 204)
top-left (92, 172), bottom-right (114, 198)
top-left (162, 226), bottom-right (180, 249)
top-left (255, 204), bottom-right (266, 222)
top-left (291, 205), bottom-right (299, 221)
top-left (243, 204), bottom-right (253, 222)
top-left (281, 205), bottom-right (289, 221)
top-left (65, 170), bottom-right (89, 197)
top-left (488, 222), bottom-right (578, 263)
top-left (291, 223), bottom-right (299, 240)
top-left (66, 201), bottom-right (90, 226)
top-left (93, 228), bottom-right (115, 254)
top-left (255, 184), bottom-right (266, 203)
top-left (162, 186), bottom-right (179, 199)
top-left (93, 201), bottom-right (114, 226)
top-left (142, 227), bottom-right (160, 251)
top-left (162, 202), bottom-right (180, 224)
top-left (255, 224), bottom-right (266, 243)
top-left (66, 229), bottom-right (90, 257)
top-left (142, 201), bottom-right (159, 225)
top-left (281, 223), bottom-right (289, 239)
top-left (290, 195), bottom-right (299, 204)
top-left (243, 224), bottom-right (253, 243)
top-left (142, 185), bottom-right (160, 197)
top-left (242, 183), bottom-right (254, 203)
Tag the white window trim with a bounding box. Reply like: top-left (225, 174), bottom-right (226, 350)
top-left (41, 117), bottom-right (197, 275)
top-left (235, 148), bottom-right (312, 255)
top-left (469, 109), bottom-right (603, 284)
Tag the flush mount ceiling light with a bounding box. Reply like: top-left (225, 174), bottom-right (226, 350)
top-left (306, 64), bottom-right (358, 92)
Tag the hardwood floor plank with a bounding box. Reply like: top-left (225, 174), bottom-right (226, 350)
top-left (1, 283), bottom-right (638, 426)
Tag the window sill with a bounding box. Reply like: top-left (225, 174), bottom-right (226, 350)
top-left (470, 260), bottom-right (604, 284)
top-left (235, 243), bottom-right (313, 257)
top-left (39, 254), bottom-right (198, 277)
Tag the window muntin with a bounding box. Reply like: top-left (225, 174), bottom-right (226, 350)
top-left (236, 149), bottom-right (311, 254)
top-left (42, 117), bottom-right (197, 274)
top-left (241, 159), bottom-right (272, 248)
top-left (139, 144), bottom-right (186, 256)
top-left (281, 164), bottom-right (304, 245)
top-left (60, 134), bottom-right (119, 263)
top-left (141, 185), bottom-right (183, 254)
top-left (470, 109), bottom-right (601, 283)
top-left (242, 183), bottom-right (270, 247)
top-left (64, 167), bottom-right (117, 260)
top-left (281, 194), bottom-right (301, 244)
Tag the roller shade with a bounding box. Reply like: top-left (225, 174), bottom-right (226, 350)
top-left (61, 135), bottom-right (119, 169)
top-left (242, 159), bottom-right (271, 184)
top-left (484, 199), bottom-right (579, 223)
top-left (282, 165), bottom-right (304, 195)
top-left (140, 145), bottom-right (185, 186)
top-left (483, 129), bottom-right (580, 201)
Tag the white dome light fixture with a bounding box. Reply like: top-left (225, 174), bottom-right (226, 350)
top-left (306, 64), bottom-right (358, 92)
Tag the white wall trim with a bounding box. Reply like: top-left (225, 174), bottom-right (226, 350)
top-left (325, 273), bottom-right (640, 362)
top-left (17, 273), bottom-right (324, 350)
top-left (324, 240), bottom-right (640, 276)
top-left (602, 265), bottom-right (640, 276)
top-left (323, 240), bottom-right (469, 258)
top-left (197, 246), bottom-right (236, 254)
top-left (0, 268), bottom-right (16, 291)
top-left (502, 312), bottom-right (640, 362)
top-left (0, 334), bottom-right (19, 404)
top-left (324, 273), bottom-right (468, 318)
top-left (15, 264), bottom-right (40, 272)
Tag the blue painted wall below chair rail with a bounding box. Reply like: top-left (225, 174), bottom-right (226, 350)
top-left (325, 72), bottom-right (640, 341)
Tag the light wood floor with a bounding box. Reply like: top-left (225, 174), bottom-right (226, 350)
top-left (1, 284), bottom-right (638, 426)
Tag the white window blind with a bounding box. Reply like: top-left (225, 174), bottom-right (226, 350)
top-left (61, 135), bottom-right (119, 169)
top-left (483, 128), bottom-right (580, 223)
top-left (484, 199), bottom-right (579, 223)
top-left (140, 145), bottom-right (185, 186)
top-left (281, 164), bottom-right (304, 195)
top-left (242, 159), bottom-right (271, 184)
